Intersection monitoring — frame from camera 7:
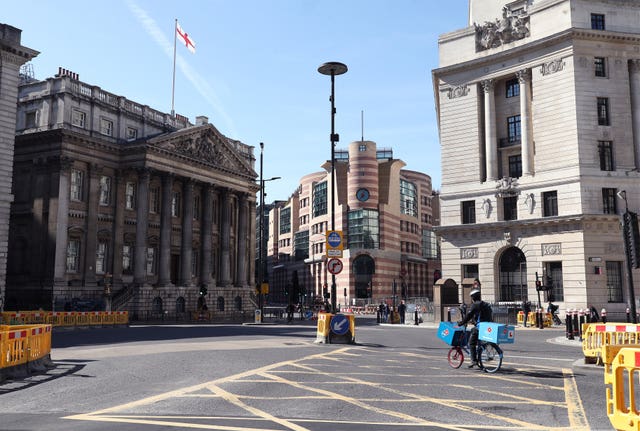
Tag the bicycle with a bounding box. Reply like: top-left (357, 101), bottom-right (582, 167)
top-left (438, 321), bottom-right (508, 373)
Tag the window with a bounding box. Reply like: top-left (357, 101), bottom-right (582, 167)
top-left (602, 188), bottom-right (617, 214)
top-left (507, 115), bottom-right (521, 142)
top-left (193, 195), bottom-right (200, 220)
top-left (508, 154), bottom-right (522, 178)
top-left (462, 200), bottom-right (476, 224)
top-left (422, 229), bottom-right (438, 259)
top-left (503, 196), bottom-right (518, 221)
top-left (96, 241), bottom-right (108, 274)
top-left (312, 181), bottom-right (327, 217)
top-left (506, 79), bottom-right (520, 98)
top-left (545, 262), bottom-right (564, 301)
top-left (400, 179), bottom-right (417, 217)
top-left (172, 192), bottom-right (181, 217)
top-left (25, 111), bottom-right (36, 128)
top-left (597, 97), bottom-right (610, 126)
top-left (99, 175), bottom-right (111, 206)
top-left (594, 57), bottom-right (606, 77)
top-left (122, 244), bottom-right (132, 272)
top-left (66, 239), bottom-right (81, 272)
top-left (294, 230), bottom-right (309, 260)
top-left (126, 127), bottom-right (138, 140)
top-left (72, 109), bottom-right (86, 128)
top-left (70, 169), bottom-right (84, 201)
top-left (606, 261), bottom-right (623, 302)
top-left (359, 143), bottom-right (367, 152)
top-left (146, 247), bottom-right (157, 275)
top-left (280, 207), bottom-right (291, 234)
top-left (348, 209), bottom-right (380, 249)
top-left (192, 249), bottom-right (198, 277)
top-left (149, 187), bottom-right (160, 214)
top-left (591, 13), bottom-right (605, 30)
top-left (543, 191), bottom-right (558, 217)
top-left (598, 141), bottom-right (614, 171)
top-left (100, 118), bottom-right (113, 136)
top-left (125, 182), bottom-right (136, 210)
top-left (463, 264), bottom-right (479, 280)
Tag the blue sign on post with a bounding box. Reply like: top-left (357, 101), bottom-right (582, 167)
top-left (327, 231), bottom-right (342, 248)
top-left (330, 314), bottom-right (350, 335)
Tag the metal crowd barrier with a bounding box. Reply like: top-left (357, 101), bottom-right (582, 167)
top-left (582, 323), bottom-right (640, 364)
top-left (603, 345), bottom-right (640, 430)
top-left (0, 311), bottom-right (128, 327)
top-left (0, 324), bottom-right (52, 380)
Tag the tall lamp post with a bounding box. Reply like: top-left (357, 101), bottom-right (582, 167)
top-left (318, 61), bottom-right (347, 314)
top-left (258, 142), bottom-right (280, 319)
top-left (618, 190), bottom-right (638, 323)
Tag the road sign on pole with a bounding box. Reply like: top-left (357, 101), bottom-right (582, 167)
top-left (326, 230), bottom-right (343, 258)
top-left (327, 258), bottom-right (343, 275)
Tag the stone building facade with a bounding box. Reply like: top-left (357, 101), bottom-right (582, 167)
top-left (0, 24), bottom-right (38, 311)
top-left (433, 0), bottom-right (640, 317)
top-left (265, 140), bottom-right (440, 309)
top-left (7, 69), bottom-right (258, 319)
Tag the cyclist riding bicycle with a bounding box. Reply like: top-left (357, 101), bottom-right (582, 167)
top-left (457, 282), bottom-right (493, 369)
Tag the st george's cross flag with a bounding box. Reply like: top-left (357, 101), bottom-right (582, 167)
top-left (176, 21), bottom-right (196, 54)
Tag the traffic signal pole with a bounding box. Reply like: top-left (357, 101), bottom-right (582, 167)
top-left (623, 209), bottom-right (638, 323)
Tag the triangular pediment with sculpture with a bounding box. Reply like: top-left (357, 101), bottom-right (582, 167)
top-left (147, 124), bottom-right (256, 178)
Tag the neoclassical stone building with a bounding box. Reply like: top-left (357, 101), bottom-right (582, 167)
top-left (7, 69), bottom-right (258, 319)
top-left (433, 0), bottom-right (640, 317)
top-left (266, 140), bottom-right (440, 309)
top-left (0, 24), bottom-right (38, 312)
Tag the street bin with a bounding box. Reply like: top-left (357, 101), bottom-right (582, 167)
top-left (254, 309), bottom-right (262, 324)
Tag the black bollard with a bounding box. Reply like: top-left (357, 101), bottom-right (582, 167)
top-left (627, 308), bottom-right (630, 323)
top-left (578, 309), bottom-right (585, 341)
top-left (572, 310), bottom-right (580, 339)
top-left (414, 308), bottom-right (419, 326)
top-left (566, 309), bottom-right (574, 339)
top-left (602, 308), bottom-right (607, 324)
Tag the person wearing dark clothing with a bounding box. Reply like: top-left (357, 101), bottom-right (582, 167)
top-left (523, 301), bottom-right (531, 327)
top-left (398, 300), bottom-right (407, 324)
top-left (589, 305), bottom-right (599, 323)
top-left (457, 287), bottom-right (492, 369)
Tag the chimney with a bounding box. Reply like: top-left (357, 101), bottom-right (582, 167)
top-left (196, 116), bottom-right (208, 126)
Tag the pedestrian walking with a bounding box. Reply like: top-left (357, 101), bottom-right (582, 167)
top-left (398, 300), bottom-right (407, 324)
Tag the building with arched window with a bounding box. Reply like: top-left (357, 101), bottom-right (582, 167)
top-left (7, 68), bottom-right (258, 319)
top-left (264, 140), bottom-right (440, 309)
top-left (433, 0), bottom-right (640, 317)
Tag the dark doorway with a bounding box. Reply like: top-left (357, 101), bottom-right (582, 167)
top-left (498, 246), bottom-right (527, 302)
top-left (170, 254), bottom-right (180, 285)
top-left (353, 255), bottom-right (375, 299)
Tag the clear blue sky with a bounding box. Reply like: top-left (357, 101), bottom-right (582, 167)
top-left (6, 0), bottom-right (469, 202)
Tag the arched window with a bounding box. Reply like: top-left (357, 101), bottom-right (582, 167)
top-left (176, 297), bottom-right (186, 313)
top-left (498, 247), bottom-right (527, 302)
top-left (152, 296), bottom-right (163, 314)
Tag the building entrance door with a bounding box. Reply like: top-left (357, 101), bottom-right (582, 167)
top-left (498, 246), bottom-right (527, 302)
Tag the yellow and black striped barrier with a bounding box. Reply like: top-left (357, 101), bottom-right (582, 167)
top-left (0, 311), bottom-right (128, 327)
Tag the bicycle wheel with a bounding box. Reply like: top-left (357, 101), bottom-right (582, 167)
top-left (447, 346), bottom-right (464, 368)
top-left (478, 342), bottom-right (503, 373)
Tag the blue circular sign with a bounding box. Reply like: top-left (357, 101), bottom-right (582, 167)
top-left (330, 314), bottom-right (349, 335)
top-left (327, 231), bottom-right (341, 248)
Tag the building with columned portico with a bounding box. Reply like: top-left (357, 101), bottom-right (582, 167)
top-left (433, 0), bottom-right (640, 318)
top-left (7, 68), bottom-right (258, 319)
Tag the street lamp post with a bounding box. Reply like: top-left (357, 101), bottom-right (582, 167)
top-left (258, 142), bottom-right (280, 320)
top-left (318, 61), bottom-right (347, 314)
top-left (618, 190), bottom-right (638, 323)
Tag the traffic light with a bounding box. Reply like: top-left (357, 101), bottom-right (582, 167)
top-left (535, 280), bottom-right (542, 291)
top-left (624, 211), bottom-right (640, 269)
top-left (199, 286), bottom-right (208, 296)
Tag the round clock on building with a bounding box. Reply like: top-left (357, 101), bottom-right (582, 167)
top-left (356, 188), bottom-right (370, 202)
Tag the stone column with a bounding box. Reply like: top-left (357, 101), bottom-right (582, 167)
top-left (517, 69), bottom-right (533, 176)
top-left (219, 188), bottom-right (232, 287)
top-left (630, 60), bottom-right (640, 170)
top-left (248, 196), bottom-right (256, 287)
top-left (83, 164), bottom-right (100, 288)
top-left (482, 79), bottom-right (498, 181)
top-left (111, 171), bottom-right (125, 287)
top-left (180, 179), bottom-right (194, 287)
top-left (53, 156), bottom-right (73, 287)
top-left (158, 173), bottom-right (173, 286)
top-left (133, 168), bottom-right (150, 286)
top-left (200, 184), bottom-right (213, 287)
top-left (235, 193), bottom-right (248, 287)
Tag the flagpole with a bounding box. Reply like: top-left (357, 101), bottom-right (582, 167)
top-left (171, 18), bottom-right (177, 117)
